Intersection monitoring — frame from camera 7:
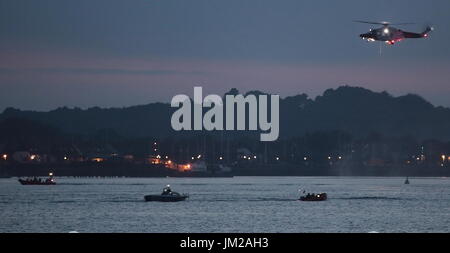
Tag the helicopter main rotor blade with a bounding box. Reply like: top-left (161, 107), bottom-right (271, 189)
top-left (353, 20), bottom-right (390, 25)
top-left (353, 20), bottom-right (415, 26)
top-left (390, 22), bottom-right (415, 25)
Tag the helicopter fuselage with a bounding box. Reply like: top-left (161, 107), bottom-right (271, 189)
top-left (359, 25), bottom-right (430, 45)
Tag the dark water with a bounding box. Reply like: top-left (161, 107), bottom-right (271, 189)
top-left (0, 177), bottom-right (449, 233)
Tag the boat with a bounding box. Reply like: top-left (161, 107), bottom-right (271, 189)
top-left (18, 177), bottom-right (56, 185)
top-left (18, 172), bottom-right (56, 185)
top-left (144, 185), bottom-right (189, 202)
top-left (404, 177), bottom-right (410, 184)
top-left (299, 193), bottom-right (327, 201)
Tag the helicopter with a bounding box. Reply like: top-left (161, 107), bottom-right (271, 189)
top-left (355, 20), bottom-right (433, 45)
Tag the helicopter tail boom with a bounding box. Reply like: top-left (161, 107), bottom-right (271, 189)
top-left (403, 26), bottom-right (433, 38)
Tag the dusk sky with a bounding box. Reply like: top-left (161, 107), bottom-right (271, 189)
top-left (1, 0), bottom-right (449, 111)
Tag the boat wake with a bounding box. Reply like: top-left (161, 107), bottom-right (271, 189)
top-left (248, 197), bottom-right (297, 202)
top-left (58, 183), bottom-right (151, 186)
top-left (49, 200), bottom-right (78, 203)
top-left (337, 196), bottom-right (404, 200)
top-left (101, 200), bottom-right (144, 203)
top-left (193, 197), bottom-right (296, 202)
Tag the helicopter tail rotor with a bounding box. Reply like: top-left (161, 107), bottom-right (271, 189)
top-left (422, 25), bottom-right (434, 37)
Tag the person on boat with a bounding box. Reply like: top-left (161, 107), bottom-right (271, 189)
top-left (162, 185), bottom-right (172, 195)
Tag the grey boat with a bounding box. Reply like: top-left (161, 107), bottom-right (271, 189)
top-left (144, 185), bottom-right (189, 202)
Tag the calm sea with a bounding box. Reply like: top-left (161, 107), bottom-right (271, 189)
top-left (0, 176), bottom-right (449, 233)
